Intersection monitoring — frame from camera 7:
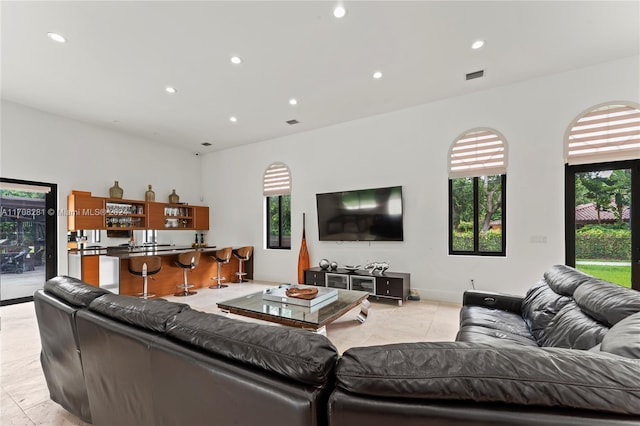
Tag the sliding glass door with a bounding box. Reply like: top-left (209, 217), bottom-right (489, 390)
top-left (0, 178), bottom-right (57, 305)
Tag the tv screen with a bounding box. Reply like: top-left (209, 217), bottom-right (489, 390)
top-left (316, 186), bottom-right (404, 241)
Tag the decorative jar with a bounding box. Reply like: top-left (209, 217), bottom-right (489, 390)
top-left (109, 181), bottom-right (123, 199)
top-left (145, 184), bottom-right (155, 201)
top-left (169, 189), bottom-right (179, 204)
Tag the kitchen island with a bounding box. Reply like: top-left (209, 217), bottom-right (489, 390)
top-left (68, 245), bottom-right (253, 297)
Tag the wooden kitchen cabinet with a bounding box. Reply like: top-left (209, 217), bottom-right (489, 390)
top-left (68, 190), bottom-right (210, 231)
top-left (68, 192), bottom-right (105, 231)
top-left (193, 206), bottom-right (210, 230)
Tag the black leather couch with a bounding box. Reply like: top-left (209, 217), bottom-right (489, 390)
top-left (35, 266), bottom-right (640, 425)
top-left (328, 265), bottom-right (640, 425)
top-left (34, 276), bottom-right (338, 426)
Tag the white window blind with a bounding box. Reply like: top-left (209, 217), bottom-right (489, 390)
top-left (566, 103), bottom-right (640, 165)
top-left (263, 162), bottom-right (291, 196)
top-left (448, 128), bottom-right (507, 178)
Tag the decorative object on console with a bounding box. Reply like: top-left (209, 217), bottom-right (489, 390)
top-left (297, 213), bottom-right (310, 284)
top-left (285, 286), bottom-right (318, 300)
top-left (168, 189), bottom-right (179, 204)
top-left (344, 265), bottom-right (361, 272)
top-left (319, 259), bottom-right (330, 270)
top-left (145, 184), bottom-right (155, 201)
top-left (330, 261), bottom-right (338, 270)
top-left (364, 261), bottom-right (389, 275)
top-left (109, 181), bottom-right (123, 199)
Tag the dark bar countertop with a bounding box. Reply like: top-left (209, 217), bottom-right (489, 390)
top-left (68, 245), bottom-right (218, 259)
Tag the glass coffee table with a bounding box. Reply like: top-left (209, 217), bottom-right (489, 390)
top-left (217, 284), bottom-right (370, 334)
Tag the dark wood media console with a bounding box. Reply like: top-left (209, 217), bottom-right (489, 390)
top-left (304, 267), bottom-right (410, 306)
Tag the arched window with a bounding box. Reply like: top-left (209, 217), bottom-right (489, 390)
top-left (565, 102), bottom-right (640, 165)
top-left (448, 128), bottom-right (508, 256)
top-left (263, 162), bottom-right (291, 249)
top-left (448, 128), bottom-right (508, 178)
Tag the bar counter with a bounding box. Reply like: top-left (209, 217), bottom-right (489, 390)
top-left (68, 245), bottom-right (253, 297)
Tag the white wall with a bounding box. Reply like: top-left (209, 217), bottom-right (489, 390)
top-left (1, 101), bottom-right (204, 273)
top-left (202, 56), bottom-right (640, 302)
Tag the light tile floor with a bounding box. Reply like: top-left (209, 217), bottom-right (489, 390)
top-left (0, 281), bottom-right (461, 425)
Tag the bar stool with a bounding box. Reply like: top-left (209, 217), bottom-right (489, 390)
top-left (209, 247), bottom-right (232, 289)
top-left (128, 256), bottom-right (162, 299)
top-left (174, 251), bottom-right (201, 297)
top-left (233, 246), bottom-right (253, 283)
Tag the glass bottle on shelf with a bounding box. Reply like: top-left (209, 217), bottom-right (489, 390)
top-left (109, 181), bottom-right (123, 199)
top-left (169, 189), bottom-right (179, 204)
top-left (145, 185), bottom-right (155, 201)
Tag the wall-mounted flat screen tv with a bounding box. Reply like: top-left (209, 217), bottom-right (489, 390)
top-left (316, 186), bottom-right (404, 241)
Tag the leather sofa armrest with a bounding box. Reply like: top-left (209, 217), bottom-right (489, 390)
top-left (462, 289), bottom-right (523, 313)
top-left (336, 342), bottom-right (640, 416)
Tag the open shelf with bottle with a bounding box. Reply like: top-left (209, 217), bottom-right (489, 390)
top-left (104, 200), bottom-right (147, 230)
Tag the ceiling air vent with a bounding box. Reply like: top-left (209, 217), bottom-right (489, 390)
top-left (201, 142), bottom-right (212, 146)
top-left (466, 70), bottom-right (485, 80)
top-left (286, 119), bottom-right (299, 125)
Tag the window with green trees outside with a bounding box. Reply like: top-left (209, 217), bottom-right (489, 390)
top-left (449, 175), bottom-right (505, 256)
top-left (267, 194), bottom-right (290, 249)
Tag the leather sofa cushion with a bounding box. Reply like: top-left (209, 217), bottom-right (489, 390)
top-left (89, 294), bottom-right (190, 333)
top-left (573, 280), bottom-right (640, 327)
top-left (600, 312), bottom-right (640, 359)
top-left (166, 309), bottom-right (338, 386)
top-left (456, 325), bottom-right (538, 346)
top-left (44, 275), bottom-right (111, 308)
top-left (521, 281), bottom-right (573, 342)
top-left (536, 302), bottom-right (608, 349)
top-left (544, 265), bottom-right (592, 296)
top-left (459, 306), bottom-right (532, 338)
top-left (336, 342), bottom-right (640, 415)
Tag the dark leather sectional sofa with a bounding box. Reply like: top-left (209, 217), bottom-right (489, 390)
top-left (34, 265), bottom-right (640, 425)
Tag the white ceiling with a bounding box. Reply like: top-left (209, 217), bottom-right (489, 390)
top-left (2, 1), bottom-right (639, 153)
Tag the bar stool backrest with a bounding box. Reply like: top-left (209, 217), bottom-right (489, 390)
top-left (214, 247), bottom-right (232, 263)
top-left (177, 251), bottom-right (201, 269)
top-left (235, 246), bottom-right (253, 260)
top-left (128, 256), bottom-right (162, 276)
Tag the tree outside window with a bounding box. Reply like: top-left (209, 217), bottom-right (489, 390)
top-left (450, 174), bottom-right (505, 255)
top-left (267, 194), bottom-right (291, 249)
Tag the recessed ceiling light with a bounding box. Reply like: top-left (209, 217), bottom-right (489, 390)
top-left (373, 71), bottom-right (383, 79)
top-left (471, 40), bottom-right (485, 50)
top-left (333, 5), bottom-right (346, 18)
top-left (47, 32), bottom-right (67, 43)
top-left (229, 116), bottom-right (238, 123)
top-left (289, 98), bottom-right (298, 106)
top-left (165, 86), bottom-right (177, 94)
top-left (230, 56), bottom-right (242, 65)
